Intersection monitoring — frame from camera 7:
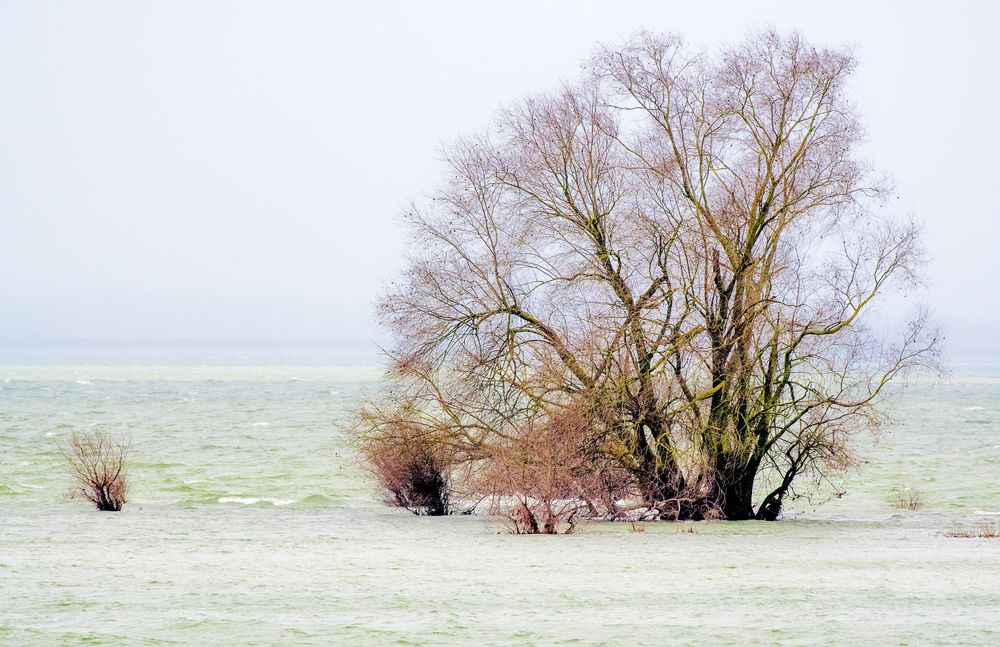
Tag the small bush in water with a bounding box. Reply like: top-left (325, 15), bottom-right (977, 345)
top-left (360, 422), bottom-right (453, 516)
top-left (60, 431), bottom-right (131, 511)
top-left (892, 487), bottom-right (923, 511)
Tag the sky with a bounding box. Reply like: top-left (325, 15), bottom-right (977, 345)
top-left (1, 1), bottom-right (998, 353)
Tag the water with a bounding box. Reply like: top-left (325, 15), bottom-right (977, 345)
top-left (1, 352), bottom-right (998, 645)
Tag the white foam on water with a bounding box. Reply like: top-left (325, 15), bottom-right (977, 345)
top-left (974, 510), bottom-right (1000, 515)
top-left (18, 483), bottom-right (46, 490)
top-left (218, 497), bottom-right (296, 506)
top-left (183, 479), bottom-right (204, 485)
top-left (250, 422), bottom-right (271, 427)
top-left (76, 380), bottom-right (93, 385)
top-left (44, 431), bottom-right (55, 437)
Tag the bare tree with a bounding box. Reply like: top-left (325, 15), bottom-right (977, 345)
top-left (60, 431), bottom-right (131, 511)
top-left (358, 29), bottom-right (938, 523)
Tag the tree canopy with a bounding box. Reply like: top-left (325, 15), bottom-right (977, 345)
top-left (358, 29), bottom-right (939, 527)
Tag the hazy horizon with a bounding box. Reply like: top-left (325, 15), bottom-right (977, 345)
top-left (3, 1), bottom-right (999, 354)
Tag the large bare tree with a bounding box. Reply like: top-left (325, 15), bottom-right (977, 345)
top-left (359, 29), bottom-right (938, 524)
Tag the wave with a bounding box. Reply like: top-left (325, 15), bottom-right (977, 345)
top-left (974, 510), bottom-right (1000, 516)
top-left (0, 482), bottom-right (48, 495)
top-left (300, 494), bottom-right (334, 505)
top-left (217, 496), bottom-right (296, 506)
top-left (134, 462), bottom-right (183, 469)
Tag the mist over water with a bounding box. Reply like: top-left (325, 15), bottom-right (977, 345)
top-left (1, 345), bottom-right (997, 645)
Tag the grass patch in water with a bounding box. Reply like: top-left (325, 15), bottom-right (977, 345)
top-left (945, 520), bottom-right (999, 538)
top-left (891, 487), bottom-right (923, 510)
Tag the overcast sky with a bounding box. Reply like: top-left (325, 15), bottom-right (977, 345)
top-left (1, 1), bottom-right (997, 353)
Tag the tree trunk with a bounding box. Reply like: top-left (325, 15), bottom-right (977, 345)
top-left (636, 459), bottom-right (717, 520)
top-left (720, 469), bottom-right (756, 520)
top-left (755, 493), bottom-right (782, 521)
top-left (709, 456), bottom-right (759, 521)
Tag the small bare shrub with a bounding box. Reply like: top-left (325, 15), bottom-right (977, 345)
top-left (59, 431), bottom-right (131, 511)
top-left (360, 422), bottom-right (453, 516)
top-left (481, 408), bottom-right (632, 534)
top-left (945, 521), bottom-right (999, 539)
top-left (892, 487), bottom-right (923, 511)
top-left (628, 521), bottom-right (645, 533)
top-left (677, 525), bottom-right (698, 534)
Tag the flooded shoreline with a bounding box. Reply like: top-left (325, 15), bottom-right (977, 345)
top-left (2, 359), bottom-right (998, 644)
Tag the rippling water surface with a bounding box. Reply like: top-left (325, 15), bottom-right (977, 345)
top-left (1, 350), bottom-right (998, 645)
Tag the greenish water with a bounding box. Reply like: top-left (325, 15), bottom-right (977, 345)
top-left (1, 357), bottom-right (998, 645)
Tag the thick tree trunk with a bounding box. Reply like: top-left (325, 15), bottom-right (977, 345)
top-left (631, 417), bottom-right (713, 520)
top-left (636, 460), bottom-right (717, 521)
top-left (719, 468), bottom-right (757, 520)
top-left (705, 456), bottom-right (759, 521)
